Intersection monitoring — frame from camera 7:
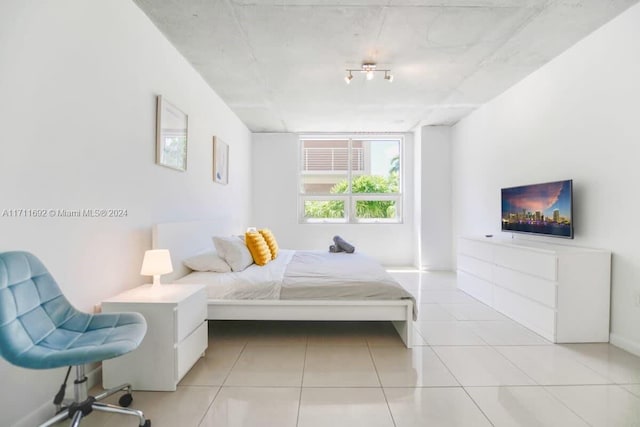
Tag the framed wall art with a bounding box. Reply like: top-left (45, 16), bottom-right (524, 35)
top-left (213, 137), bottom-right (229, 185)
top-left (156, 95), bottom-right (188, 171)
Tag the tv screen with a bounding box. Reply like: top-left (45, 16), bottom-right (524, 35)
top-left (501, 179), bottom-right (573, 238)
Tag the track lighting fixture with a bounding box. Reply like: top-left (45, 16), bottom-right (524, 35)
top-left (344, 63), bottom-right (393, 83)
top-left (344, 71), bottom-right (353, 84)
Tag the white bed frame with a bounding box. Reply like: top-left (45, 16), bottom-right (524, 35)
top-left (152, 220), bottom-right (413, 347)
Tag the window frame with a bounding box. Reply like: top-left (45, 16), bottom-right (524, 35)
top-left (298, 134), bottom-right (404, 224)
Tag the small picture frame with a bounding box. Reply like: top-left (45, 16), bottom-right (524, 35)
top-left (213, 137), bottom-right (229, 185)
top-left (156, 95), bottom-right (188, 171)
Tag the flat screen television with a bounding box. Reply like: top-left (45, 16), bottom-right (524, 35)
top-left (501, 179), bottom-right (573, 239)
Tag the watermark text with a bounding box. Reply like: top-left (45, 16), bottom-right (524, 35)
top-left (1, 208), bottom-right (128, 218)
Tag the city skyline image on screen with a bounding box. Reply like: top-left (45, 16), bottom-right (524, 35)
top-left (501, 179), bottom-right (573, 238)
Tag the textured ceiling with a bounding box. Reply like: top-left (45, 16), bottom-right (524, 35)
top-left (134, 0), bottom-right (638, 132)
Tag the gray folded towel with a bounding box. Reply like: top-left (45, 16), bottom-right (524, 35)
top-left (333, 235), bottom-right (355, 253)
top-left (329, 244), bottom-right (344, 253)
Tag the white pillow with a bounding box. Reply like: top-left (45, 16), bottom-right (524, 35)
top-left (212, 236), bottom-right (254, 272)
top-left (183, 251), bottom-right (231, 273)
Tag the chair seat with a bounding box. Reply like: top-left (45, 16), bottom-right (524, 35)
top-left (20, 312), bottom-right (147, 369)
top-left (0, 251), bottom-right (148, 370)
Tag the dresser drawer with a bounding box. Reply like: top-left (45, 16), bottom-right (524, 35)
top-left (458, 254), bottom-right (493, 282)
top-left (176, 321), bottom-right (208, 380)
top-left (494, 246), bottom-right (557, 281)
top-left (457, 270), bottom-right (493, 306)
top-left (458, 238), bottom-right (493, 262)
top-left (493, 265), bottom-right (557, 308)
top-left (493, 286), bottom-right (555, 341)
top-left (176, 287), bottom-right (207, 342)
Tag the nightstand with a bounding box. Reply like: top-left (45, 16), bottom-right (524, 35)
top-left (102, 284), bottom-right (208, 391)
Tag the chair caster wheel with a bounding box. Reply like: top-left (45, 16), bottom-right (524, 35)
top-left (119, 393), bottom-right (133, 407)
top-left (140, 420), bottom-right (151, 427)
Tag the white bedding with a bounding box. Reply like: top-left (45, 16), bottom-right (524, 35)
top-left (175, 250), bottom-right (294, 299)
top-left (175, 249), bottom-right (416, 319)
top-left (281, 250), bottom-right (408, 299)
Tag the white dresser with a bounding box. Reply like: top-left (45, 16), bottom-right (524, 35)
top-left (102, 284), bottom-right (208, 391)
top-left (457, 237), bottom-right (611, 343)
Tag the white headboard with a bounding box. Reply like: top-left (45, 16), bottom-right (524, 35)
top-left (152, 219), bottom-right (235, 282)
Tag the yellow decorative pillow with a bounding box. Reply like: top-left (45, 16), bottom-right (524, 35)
top-left (244, 231), bottom-right (272, 266)
top-left (259, 228), bottom-right (279, 259)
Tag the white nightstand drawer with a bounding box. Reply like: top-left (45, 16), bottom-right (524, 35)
top-left (176, 321), bottom-right (208, 380)
top-left (176, 287), bottom-right (207, 342)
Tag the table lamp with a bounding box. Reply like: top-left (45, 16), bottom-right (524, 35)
top-left (140, 249), bottom-right (173, 286)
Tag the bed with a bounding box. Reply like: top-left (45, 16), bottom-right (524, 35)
top-left (153, 220), bottom-right (416, 347)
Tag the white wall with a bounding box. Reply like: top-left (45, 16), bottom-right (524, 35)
top-left (413, 126), bottom-right (423, 267)
top-left (0, 1), bottom-right (251, 425)
top-left (252, 133), bottom-right (415, 266)
top-left (418, 126), bottom-right (452, 270)
top-left (452, 3), bottom-right (640, 354)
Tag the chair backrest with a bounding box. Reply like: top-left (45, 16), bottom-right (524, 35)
top-left (0, 251), bottom-right (89, 369)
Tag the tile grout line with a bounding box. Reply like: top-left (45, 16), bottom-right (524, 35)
top-left (460, 385), bottom-right (497, 427)
top-left (542, 347), bottom-right (619, 383)
top-left (195, 385), bottom-right (223, 427)
top-left (540, 384), bottom-right (598, 426)
top-left (413, 325), bottom-right (429, 346)
top-left (428, 344), bottom-right (463, 388)
top-left (196, 338), bottom-right (248, 427)
top-left (490, 343), bottom-right (615, 386)
top-left (295, 335), bottom-right (309, 427)
top-left (428, 342), bottom-right (496, 426)
top-left (220, 339), bottom-right (249, 387)
top-left (366, 339), bottom-right (397, 427)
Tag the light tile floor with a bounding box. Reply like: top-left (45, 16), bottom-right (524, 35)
top-left (53, 271), bottom-right (640, 427)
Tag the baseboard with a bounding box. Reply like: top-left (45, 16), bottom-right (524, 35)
top-left (87, 364), bottom-right (103, 391)
top-left (12, 365), bottom-right (103, 427)
top-left (610, 333), bottom-right (640, 357)
top-left (12, 399), bottom-right (53, 427)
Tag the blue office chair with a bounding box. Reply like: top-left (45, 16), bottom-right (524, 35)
top-left (0, 251), bottom-right (151, 427)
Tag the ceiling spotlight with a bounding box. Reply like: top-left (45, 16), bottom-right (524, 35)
top-left (344, 62), bottom-right (394, 84)
top-left (363, 63), bottom-right (376, 80)
top-left (344, 71), bottom-right (353, 84)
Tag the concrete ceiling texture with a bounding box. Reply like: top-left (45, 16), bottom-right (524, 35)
top-left (134, 0), bottom-right (638, 133)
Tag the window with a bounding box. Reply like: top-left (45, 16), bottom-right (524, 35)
top-left (299, 136), bottom-right (402, 223)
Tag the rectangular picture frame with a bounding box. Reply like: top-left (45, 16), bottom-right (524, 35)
top-left (213, 137), bottom-right (229, 185)
top-left (156, 95), bottom-right (188, 171)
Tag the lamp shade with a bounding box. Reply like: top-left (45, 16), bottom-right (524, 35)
top-left (140, 249), bottom-right (173, 276)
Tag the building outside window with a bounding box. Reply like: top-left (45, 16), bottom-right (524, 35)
top-left (299, 136), bottom-right (402, 223)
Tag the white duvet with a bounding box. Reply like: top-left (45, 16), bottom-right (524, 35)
top-left (175, 249), bottom-right (416, 318)
top-left (175, 250), bottom-right (294, 299)
top-left (281, 250), bottom-right (409, 300)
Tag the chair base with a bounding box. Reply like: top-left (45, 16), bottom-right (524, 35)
top-left (39, 366), bottom-right (150, 427)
